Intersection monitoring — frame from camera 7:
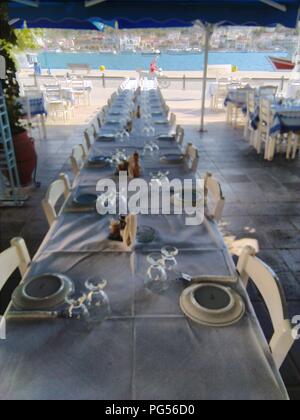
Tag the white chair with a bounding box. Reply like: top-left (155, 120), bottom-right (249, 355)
top-left (176, 125), bottom-right (185, 146)
top-left (0, 238), bottom-right (31, 292)
top-left (70, 76), bottom-right (89, 105)
top-left (185, 143), bottom-right (199, 172)
top-left (239, 78), bottom-right (253, 87)
top-left (46, 98), bottom-right (68, 123)
top-left (212, 81), bottom-right (229, 110)
top-left (231, 88), bottom-right (253, 128)
top-left (169, 113), bottom-right (176, 128)
top-left (43, 79), bottom-right (60, 90)
top-left (259, 85), bottom-right (278, 98)
top-left (19, 95), bottom-right (44, 140)
top-left (244, 90), bottom-right (257, 144)
top-left (255, 97), bottom-right (272, 158)
top-left (286, 133), bottom-right (300, 159)
top-left (42, 173), bottom-right (71, 227)
top-left (84, 126), bottom-right (96, 152)
top-left (204, 172), bottom-right (225, 222)
top-left (237, 246), bottom-right (295, 369)
top-left (23, 87), bottom-right (41, 97)
top-left (70, 145), bottom-right (86, 176)
top-left (96, 114), bottom-right (103, 130)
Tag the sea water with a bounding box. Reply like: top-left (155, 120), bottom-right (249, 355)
top-left (38, 51), bottom-right (288, 72)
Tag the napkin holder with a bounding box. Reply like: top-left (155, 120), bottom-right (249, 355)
top-left (109, 214), bottom-right (137, 251)
top-left (120, 214), bottom-right (137, 250)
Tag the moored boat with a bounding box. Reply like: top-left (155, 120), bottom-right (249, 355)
top-left (269, 56), bottom-right (295, 71)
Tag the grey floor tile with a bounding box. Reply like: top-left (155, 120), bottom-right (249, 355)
top-left (266, 230), bottom-right (300, 249)
top-left (280, 250), bottom-right (300, 272)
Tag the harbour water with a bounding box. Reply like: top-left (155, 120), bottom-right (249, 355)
top-left (38, 51), bottom-right (288, 72)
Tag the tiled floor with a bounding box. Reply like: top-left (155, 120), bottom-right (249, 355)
top-left (191, 116), bottom-right (300, 400)
top-left (0, 89), bottom-right (299, 399)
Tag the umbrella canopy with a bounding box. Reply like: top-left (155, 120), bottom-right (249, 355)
top-left (8, 0), bottom-right (300, 131)
top-left (8, 1), bottom-right (300, 29)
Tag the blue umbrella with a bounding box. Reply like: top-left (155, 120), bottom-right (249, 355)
top-left (9, 0), bottom-right (300, 130)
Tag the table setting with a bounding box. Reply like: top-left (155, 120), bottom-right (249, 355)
top-left (0, 83), bottom-right (289, 401)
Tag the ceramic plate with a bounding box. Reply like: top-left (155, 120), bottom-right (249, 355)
top-left (157, 135), bottom-right (175, 141)
top-left (155, 120), bottom-right (168, 125)
top-left (12, 274), bottom-right (74, 310)
top-left (137, 226), bottom-right (156, 243)
top-left (180, 283), bottom-right (246, 327)
top-left (160, 154), bottom-right (185, 164)
top-left (97, 135), bottom-right (115, 142)
top-left (88, 155), bottom-right (110, 166)
top-left (73, 193), bottom-right (98, 206)
top-left (106, 120), bottom-right (120, 125)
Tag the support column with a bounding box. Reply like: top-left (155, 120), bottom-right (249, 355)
top-left (200, 24), bottom-right (214, 133)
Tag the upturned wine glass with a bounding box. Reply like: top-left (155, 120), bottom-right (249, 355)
top-left (84, 278), bottom-right (111, 324)
top-left (145, 252), bottom-right (168, 293)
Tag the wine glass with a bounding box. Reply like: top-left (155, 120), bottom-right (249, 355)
top-left (150, 141), bottom-right (160, 153)
top-left (145, 252), bottom-right (169, 294)
top-left (161, 246), bottom-right (179, 272)
top-left (115, 131), bottom-right (123, 142)
top-left (143, 127), bottom-right (151, 137)
top-left (148, 126), bottom-right (156, 137)
top-left (84, 278), bottom-right (111, 324)
top-left (142, 143), bottom-right (153, 157)
top-left (65, 296), bottom-right (91, 333)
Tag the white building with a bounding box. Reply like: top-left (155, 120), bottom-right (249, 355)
top-left (120, 35), bottom-right (142, 51)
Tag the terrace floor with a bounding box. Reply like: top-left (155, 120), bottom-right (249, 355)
top-left (0, 87), bottom-right (300, 399)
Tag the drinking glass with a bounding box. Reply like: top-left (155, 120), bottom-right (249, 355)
top-left (122, 129), bottom-right (130, 139)
top-left (65, 296), bottom-right (91, 333)
top-left (142, 143), bottom-right (153, 157)
top-left (150, 171), bottom-right (169, 187)
top-left (150, 141), bottom-right (160, 153)
top-left (145, 252), bottom-right (169, 293)
top-left (148, 126), bottom-right (156, 136)
top-left (143, 127), bottom-right (151, 137)
top-left (85, 278), bottom-right (111, 324)
top-left (161, 246), bottom-right (179, 272)
top-left (115, 131), bottom-right (123, 142)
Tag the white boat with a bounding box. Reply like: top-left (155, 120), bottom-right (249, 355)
top-left (142, 49), bottom-right (161, 55)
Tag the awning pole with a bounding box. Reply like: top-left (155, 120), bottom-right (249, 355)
top-left (200, 24), bottom-right (214, 133)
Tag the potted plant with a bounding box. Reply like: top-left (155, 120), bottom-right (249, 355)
top-left (0, 2), bottom-right (37, 186)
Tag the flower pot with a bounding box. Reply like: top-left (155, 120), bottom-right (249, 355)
top-left (13, 131), bottom-right (36, 187)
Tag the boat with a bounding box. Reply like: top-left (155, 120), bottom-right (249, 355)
top-left (142, 49), bottom-right (161, 55)
top-left (268, 56), bottom-right (295, 71)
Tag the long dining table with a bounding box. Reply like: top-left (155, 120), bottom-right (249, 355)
top-left (0, 83), bottom-right (289, 400)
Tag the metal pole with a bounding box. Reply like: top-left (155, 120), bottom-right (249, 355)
top-left (200, 24), bottom-right (214, 133)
